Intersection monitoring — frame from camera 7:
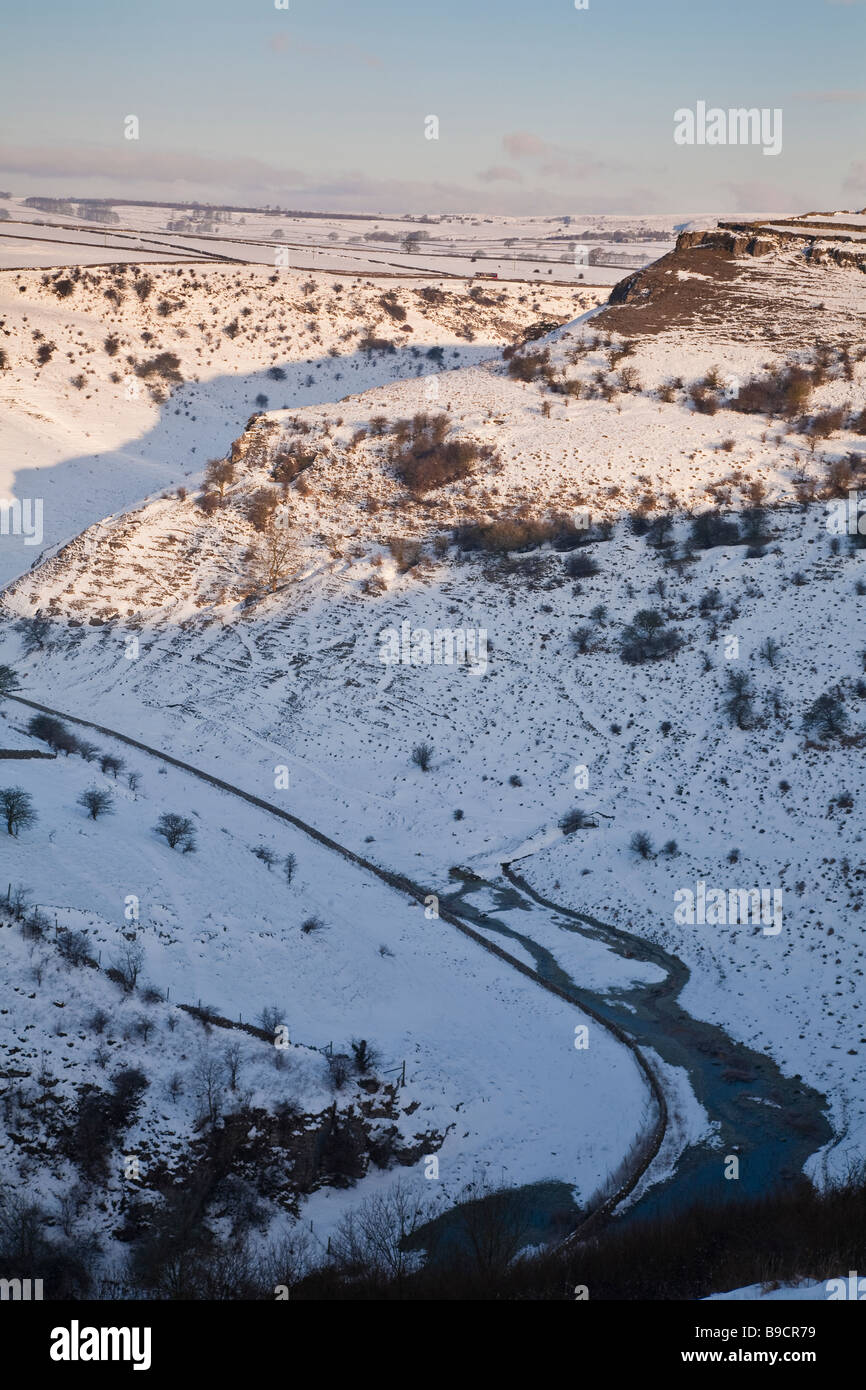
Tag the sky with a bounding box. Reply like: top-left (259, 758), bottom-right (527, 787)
top-left (0, 0), bottom-right (864, 216)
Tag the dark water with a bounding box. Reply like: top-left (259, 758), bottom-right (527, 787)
top-left (431, 866), bottom-right (832, 1242)
top-left (410, 1180), bottom-right (581, 1263)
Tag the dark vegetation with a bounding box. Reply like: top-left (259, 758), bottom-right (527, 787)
top-left (289, 1169), bottom-right (866, 1301)
top-left (387, 413), bottom-right (499, 493)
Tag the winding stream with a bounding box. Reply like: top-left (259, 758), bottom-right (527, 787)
top-left (3, 693), bottom-right (835, 1255)
top-left (439, 861), bottom-right (833, 1236)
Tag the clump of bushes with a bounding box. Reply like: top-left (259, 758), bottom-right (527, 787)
top-left (730, 365), bottom-right (813, 418)
top-left (688, 511), bottom-right (742, 549)
top-left (506, 347), bottom-right (552, 383)
top-left (271, 450), bottom-right (318, 488)
top-left (388, 413), bottom-right (497, 492)
top-left (135, 352), bottom-right (182, 384)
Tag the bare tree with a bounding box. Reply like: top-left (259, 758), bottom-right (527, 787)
top-left (450, 1177), bottom-right (532, 1279)
top-left (192, 1048), bottom-right (226, 1128)
top-left (263, 1229), bottom-right (313, 1297)
top-left (2, 882), bottom-right (31, 919)
top-left (57, 928), bottom-right (91, 966)
top-left (0, 664), bottom-right (19, 698)
top-left (803, 689), bottom-right (848, 740)
top-left (331, 1179), bottom-right (432, 1285)
top-left (258, 1004), bottom-right (284, 1035)
top-left (244, 514), bottom-right (296, 594)
top-left (154, 812), bottom-right (196, 851)
top-left (223, 1042), bottom-right (243, 1091)
top-left (77, 787), bottom-right (115, 820)
top-left (724, 669), bottom-right (755, 730)
top-left (630, 830), bottom-right (655, 859)
top-left (0, 786), bottom-right (37, 837)
top-left (204, 457), bottom-right (236, 499)
top-left (112, 941), bottom-right (144, 993)
top-left (759, 636), bottom-right (782, 669)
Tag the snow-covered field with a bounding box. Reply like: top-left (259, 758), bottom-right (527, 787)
top-left (0, 195), bottom-right (687, 282)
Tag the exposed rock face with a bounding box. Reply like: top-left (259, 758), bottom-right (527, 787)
top-left (608, 270), bottom-right (647, 305)
top-left (675, 229), bottom-right (780, 258)
top-left (601, 214), bottom-right (866, 343)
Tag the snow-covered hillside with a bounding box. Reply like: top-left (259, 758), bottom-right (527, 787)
top-left (0, 261), bottom-right (594, 586)
top-left (1, 213), bottom-right (865, 1291)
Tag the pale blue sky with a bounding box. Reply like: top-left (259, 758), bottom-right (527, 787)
top-left (0, 0), bottom-right (864, 214)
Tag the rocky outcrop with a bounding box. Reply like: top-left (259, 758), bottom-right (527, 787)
top-left (675, 228), bottom-right (781, 258)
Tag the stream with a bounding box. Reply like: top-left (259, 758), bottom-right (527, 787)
top-left (430, 861), bottom-right (833, 1245)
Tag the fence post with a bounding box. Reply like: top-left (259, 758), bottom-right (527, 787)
top-left (400, 1059), bottom-right (405, 1088)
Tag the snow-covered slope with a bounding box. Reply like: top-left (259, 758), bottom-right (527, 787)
top-left (1, 214), bottom-right (865, 1287)
top-left (0, 261), bottom-right (594, 587)
top-left (0, 705), bottom-right (647, 1283)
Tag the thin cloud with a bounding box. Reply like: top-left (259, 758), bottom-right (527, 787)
top-left (502, 130), bottom-right (623, 181)
top-left (722, 180), bottom-right (810, 214)
top-left (503, 132), bottom-right (550, 160)
top-left (476, 165), bottom-right (523, 183)
top-left (795, 89), bottom-right (866, 102)
top-left (0, 143), bottom-right (311, 194)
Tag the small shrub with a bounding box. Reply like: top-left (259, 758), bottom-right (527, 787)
top-left (630, 831), bottom-right (654, 859)
top-left (619, 610), bottom-right (681, 665)
top-left (57, 928), bottom-right (91, 966)
top-left (411, 742), bottom-right (433, 772)
top-left (560, 808), bottom-right (592, 834)
top-left (565, 553), bottom-right (600, 579)
top-left (803, 690), bottom-right (848, 740)
top-left (571, 625), bottom-right (594, 654)
top-left (350, 1038), bottom-right (379, 1074)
